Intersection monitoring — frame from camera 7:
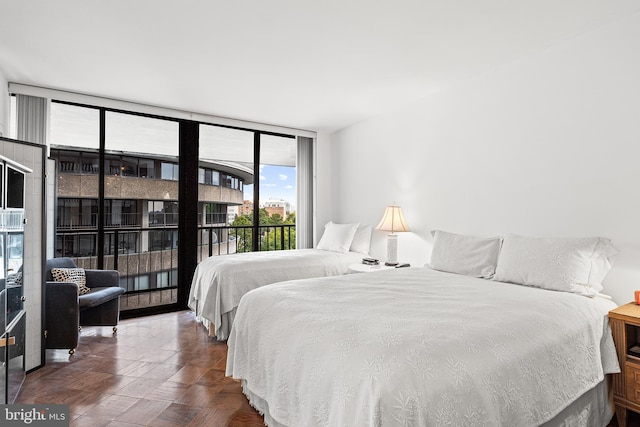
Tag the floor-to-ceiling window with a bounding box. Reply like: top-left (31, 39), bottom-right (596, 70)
top-left (258, 134), bottom-right (297, 251)
top-left (104, 111), bottom-right (180, 307)
top-left (198, 124), bottom-right (254, 257)
top-left (40, 96), bottom-right (309, 317)
top-left (49, 103), bottom-right (100, 262)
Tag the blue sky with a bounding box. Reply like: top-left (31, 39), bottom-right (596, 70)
top-left (245, 164), bottom-right (296, 208)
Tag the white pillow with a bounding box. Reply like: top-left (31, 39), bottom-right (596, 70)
top-left (428, 230), bottom-right (502, 278)
top-left (350, 225), bottom-right (372, 254)
top-left (316, 221), bottom-right (359, 253)
top-left (493, 235), bottom-right (618, 296)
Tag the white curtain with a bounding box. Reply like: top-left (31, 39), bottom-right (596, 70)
top-left (16, 94), bottom-right (48, 145)
top-left (296, 136), bottom-right (314, 248)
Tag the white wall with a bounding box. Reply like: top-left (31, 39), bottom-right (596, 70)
top-left (315, 131), bottom-right (337, 245)
top-left (325, 11), bottom-right (640, 305)
top-left (0, 67), bottom-right (8, 137)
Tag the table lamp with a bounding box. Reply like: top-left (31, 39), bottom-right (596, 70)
top-left (375, 204), bottom-right (410, 266)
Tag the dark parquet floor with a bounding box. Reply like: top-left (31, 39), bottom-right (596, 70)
top-left (16, 310), bottom-right (265, 426)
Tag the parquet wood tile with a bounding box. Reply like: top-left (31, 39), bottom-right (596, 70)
top-left (137, 349), bottom-right (178, 364)
top-left (144, 381), bottom-right (191, 403)
top-left (16, 311), bottom-right (265, 427)
top-left (82, 394), bottom-right (139, 420)
top-left (166, 365), bottom-right (210, 384)
top-left (151, 402), bottom-right (202, 427)
top-left (140, 364), bottom-right (183, 381)
top-left (116, 377), bottom-right (167, 399)
top-left (174, 383), bottom-right (225, 408)
top-left (186, 407), bottom-right (238, 427)
top-left (116, 399), bottom-right (173, 424)
top-left (116, 361), bottom-right (159, 378)
top-left (70, 416), bottom-right (111, 427)
top-left (68, 371), bottom-right (116, 392)
top-left (68, 391), bottom-right (107, 417)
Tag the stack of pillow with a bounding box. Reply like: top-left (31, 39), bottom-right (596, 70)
top-left (428, 230), bottom-right (617, 297)
top-left (316, 221), bottom-right (373, 255)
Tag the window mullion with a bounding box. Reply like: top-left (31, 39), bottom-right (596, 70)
top-left (97, 109), bottom-right (106, 269)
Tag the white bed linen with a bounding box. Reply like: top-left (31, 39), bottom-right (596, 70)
top-left (226, 267), bottom-right (619, 427)
top-left (188, 249), bottom-right (363, 340)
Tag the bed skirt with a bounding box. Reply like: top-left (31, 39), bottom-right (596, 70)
top-left (194, 307), bottom-right (238, 340)
top-left (240, 378), bottom-right (613, 427)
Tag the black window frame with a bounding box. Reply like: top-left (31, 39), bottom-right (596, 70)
top-left (50, 99), bottom-right (296, 318)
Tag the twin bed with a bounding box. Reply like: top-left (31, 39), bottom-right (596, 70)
top-left (221, 230), bottom-right (621, 426)
top-left (188, 248), bottom-right (364, 340)
top-left (188, 222), bottom-right (371, 340)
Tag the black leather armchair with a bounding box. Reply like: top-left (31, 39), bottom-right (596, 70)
top-left (45, 258), bottom-right (125, 354)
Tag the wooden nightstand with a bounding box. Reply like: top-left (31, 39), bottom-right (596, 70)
top-left (609, 302), bottom-right (640, 427)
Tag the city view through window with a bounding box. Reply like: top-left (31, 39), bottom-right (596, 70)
top-left (230, 163), bottom-right (296, 252)
top-left (45, 100), bottom-right (298, 313)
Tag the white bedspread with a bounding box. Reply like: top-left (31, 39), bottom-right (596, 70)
top-left (227, 267), bottom-right (619, 427)
top-left (188, 249), bottom-right (363, 340)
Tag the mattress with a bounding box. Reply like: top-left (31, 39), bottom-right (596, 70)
top-left (226, 267), bottom-right (620, 426)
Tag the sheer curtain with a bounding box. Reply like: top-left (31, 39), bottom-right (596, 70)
top-left (16, 94), bottom-right (48, 144)
top-left (296, 136), bottom-right (314, 248)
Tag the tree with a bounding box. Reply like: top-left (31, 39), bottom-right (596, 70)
top-left (230, 214), bottom-right (253, 252)
top-left (230, 210), bottom-right (297, 252)
top-left (258, 208), bottom-right (271, 225)
top-left (270, 213), bottom-right (283, 225)
top-left (285, 211), bottom-right (296, 224)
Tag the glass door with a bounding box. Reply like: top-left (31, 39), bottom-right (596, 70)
top-left (0, 230), bottom-right (5, 403)
top-left (0, 157), bottom-right (28, 404)
top-left (6, 311), bottom-right (25, 404)
top-left (199, 124), bottom-right (255, 258)
top-left (105, 111), bottom-right (179, 310)
top-left (258, 134), bottom-right (296, 251)
top-left (5, 233), bottom-right (23, 325)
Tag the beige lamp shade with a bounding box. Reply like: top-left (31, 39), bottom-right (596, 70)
top-left (376, 205), bottom-right (409, 266)
top-left (375, 205), bottom-right (410, 233)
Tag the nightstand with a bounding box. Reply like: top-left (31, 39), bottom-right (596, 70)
top-left (348, 263), bottom-right (395, 274)
top-left (609, 302), bottom-right (640, 427)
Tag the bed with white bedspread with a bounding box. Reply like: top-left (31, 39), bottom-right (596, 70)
top-left (188, 248), bottom-right (364, 340)
top-left (226, 266), bottom-right (620, 426)
top-left (189, 221), bottom-right (371, 340)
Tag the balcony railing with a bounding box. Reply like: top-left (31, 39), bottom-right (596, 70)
top-left (197, 224), bottom-right (295, 258)
top-left (59, 211), bottom-right (233, 230)
top-left (198, 212), bottom-right (228, 225)
top-left (55, 223), bottom-right (295, 311)
top-left (57, 212), bottom-right (143, 229)
top-left (0, 211), bottom-right (25, 231)
top-left (149, 212), bottom-right (178, 227)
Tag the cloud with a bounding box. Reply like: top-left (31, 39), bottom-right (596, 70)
top-left (264, 183), bottom-right (276, 187)
top-left (260, 175), bottom-right (266, 180)
top-left (279, 174), bottom-right (287, 181)
top-left (284, 185), bottom-right (293, 189)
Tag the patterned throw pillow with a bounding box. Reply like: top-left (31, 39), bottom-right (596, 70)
top-left (51, 267), bottom-right (91, 295)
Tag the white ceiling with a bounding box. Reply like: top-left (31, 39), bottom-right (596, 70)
top-left (1, 1), bottom-right (639, 133)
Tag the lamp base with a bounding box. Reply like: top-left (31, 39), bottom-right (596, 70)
top-left (386, 233), bottom-right (399, 266)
